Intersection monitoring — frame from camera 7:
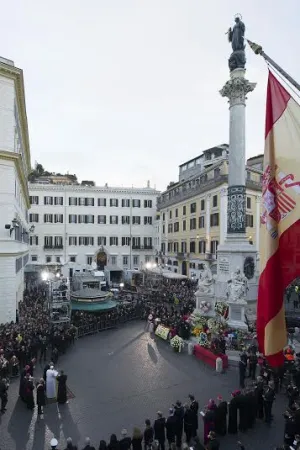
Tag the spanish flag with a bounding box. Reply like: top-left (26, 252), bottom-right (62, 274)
top-left (257, 70), bottom-right (300, 366)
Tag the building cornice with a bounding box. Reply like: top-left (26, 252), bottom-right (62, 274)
top-left (0, 62), bottom-right (31, 171)
top-left (28, 183), bottom-right (160, 196)
top-left (0, 150), bottom-right (30, 208)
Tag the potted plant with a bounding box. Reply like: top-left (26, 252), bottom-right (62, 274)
top-left (170, 335), bottom-right (185, 353)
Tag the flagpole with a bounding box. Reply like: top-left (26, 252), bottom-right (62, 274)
top-left (247, 40), bottom-right (300, 92)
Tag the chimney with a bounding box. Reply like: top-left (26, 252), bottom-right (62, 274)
top-left (147, 180), bottom-right (150, 188)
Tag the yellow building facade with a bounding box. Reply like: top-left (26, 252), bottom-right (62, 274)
top-left (157, 147), bottom-right (262, 278)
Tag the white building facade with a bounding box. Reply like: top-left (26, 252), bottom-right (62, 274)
top-left (0, 57), bottom-right (31, 323)
top-left (28, 183), bottom-right (159, 282)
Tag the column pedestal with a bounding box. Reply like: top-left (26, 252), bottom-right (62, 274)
top-left (227, 301), bottom-right (248, 330)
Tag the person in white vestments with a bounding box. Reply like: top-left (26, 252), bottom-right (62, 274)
top-left (46, 365), bottom-right (58, 399)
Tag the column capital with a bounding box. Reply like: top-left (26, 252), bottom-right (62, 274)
top-left (220, 76), bottom-right (256, 107)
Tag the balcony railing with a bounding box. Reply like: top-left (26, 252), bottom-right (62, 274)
top-left (43, 244), bottom-right (64, 250)
top-left (177, 252), bottom-right (189, 260)
top-left (132, 245), bottom-right (153, 250)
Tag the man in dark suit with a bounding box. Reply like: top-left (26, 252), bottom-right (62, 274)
top-left (189, 394), bottom-right (199, 437)
top-left (165, 408), bottom-right (176, 448)
top-left (81, 437), bottom-right (96, 450)
top-left (214, 395), bottom-right (227, 436)
top-left (154, 411), bottom-right (166, 450)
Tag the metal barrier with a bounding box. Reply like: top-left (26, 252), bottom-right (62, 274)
top-left (75, 314), bottom-right (141, 339)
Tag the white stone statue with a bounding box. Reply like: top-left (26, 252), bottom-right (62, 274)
top-left (196, 264), bottom-right (214, 294)
top-left (227, 267), bottom-right (248, 304)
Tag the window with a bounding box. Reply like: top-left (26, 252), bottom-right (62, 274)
top-left (122, 216), bottom-right (130, 224)
top-left (167, 242), bottom-right (172, 253)
top-left (56, 256), bottom-right (61, 263)
top-left (168, 223), bottom-right (173, 233)
top-left (183, 205), bottom-right (186, 215)
top-left (44, 196), bottom-right (53, 205)
top-left (144, 237), bottom-right (152, 249)
top-left (69, 256), bottom-right (76, 263)
top-left (183, 220), bottom-right (186, 231)
top-left (111, 256), bottom-right (117, 265)
top-left (54, 197), bottom-right (63, 205)
top-left (86, 197), bottom-right (94, 206)
top-left (175, 208), bottom-right (178, 218)
top-left (122, 237), bottom-right (131, 246)
top-left (30, 196), bottom-right (39, 205)
top-left (133, 255), bottom-right (139, 266)
top-left (46, 256), bottom-right (52, 263)
top-left (199, 240), bottom-right (206, 254)
top-left (110, 198), bottom-right (119, 207)
top-left (161, 243), bottom-right (165, 254)
top-left (190, 202), bottom-right (196, 214)
top-left (169, 210), bottom-right (172, 219)
top-left (54, 236), bottom-right (63, 248)
top-left (190, 218), bottom-right (197, 230)
top-left (30, 235), bottom-right (39, 246)
top-left (78, 197), bottom-right (86, 206)
top-left (69, 236), bottom-right (77, 246)
top-left (210, 240), bottom-right (219, 254)
top-left (69, 197), bottom-right (78, 206)
top-left (132, 237), bottom-right (141, 249)
top-left (79, 237), bottom-right (94, 246)
top-left (79, 215), bottom-right (94, 224)
top-left (144, 216), bottom-right (152, 225)
top-left (189, 241), bottom-right (196, 253)
top-left (122, 199), bottom-right (130, 207)
top-left (44, 236), bottom-right (53, 248)
top-left (54, 214), bottom-right (63, 223)
top-left (132, 199), bottom-right (141, 208)
top-left (212, 195), bottom-right (218, 208)
top-left (29, 213), bottom-right (39, 223)
top-left (162, 225), bottom-right (165, 234)
top-left (44, 214), bottom-right (53, 223)
top-left (98, 215), bottom-right (106, 224)
top-left (210, 213), bottom-right (219, 227)
top-left (174, 242), bottom-right (179, 252)
top-left (144, 200), bottom-right (152, 208)
top-left (123, 256), bottom-right (129, 266)
top-left (97, 236), bottom-right (106, 246)
top-left (110, 237), bottom-right (118, 246)
top-left (69, 214), bottom-right (77, 224)
top-left (201, 199), bottom-right (205, 211)
top-left (98, 198), bottom-right (106, 206)
top-left (87, 256), bottom-right (93, 265)
top-left (247, 171), bottom-right (251, 180)
top-left (174, 222), bottom-right (179, 232)
top-left (162, 213), bottom-right (165, 221)
top-left (31, 255), bottom-right (38, 262)
top-left (145, 255), bottom-right (151, 263)
top-left (198, 216), bottom-right (205, 228)
top-left (110, 215), bottom-right (118, 225)
top-left (181, 241), bottom-right (187, 253)
top-left (246, 214), bottom-right (254, 227)
top-left (247, 197), bottom-right (251, 209)
top-left (132, 216), bottom-right (141, 225)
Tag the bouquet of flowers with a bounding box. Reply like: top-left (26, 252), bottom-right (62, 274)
top-left (214, 301), bottom-right (229, 319)
top-left (191, 326), bottom-right (202, 337)
top-left (170, 335), bottom-right (185, 353)
top-left (199, 332), bottom-right (209, 347)
top-left (199, 301), bottom-right (211, 314)
top-left (207, 318), bottom-right (225, 334)
top-left (190, 312), bottom-right (208, 328)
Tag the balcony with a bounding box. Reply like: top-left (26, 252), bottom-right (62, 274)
top-left (177, 252), bottom-right (189, 260)
top-left (132, 245), bottom-right (153, 250)
top-left (43, 245), bottom-right (64, 250)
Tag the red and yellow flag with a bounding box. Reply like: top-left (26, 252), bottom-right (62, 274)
top-left (257, 70), bottom-right (300, 366)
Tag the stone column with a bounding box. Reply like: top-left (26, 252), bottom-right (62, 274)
top-left (255, 195), bottom-right (261, 251)
top-left (219, 188), bottom-right (228, 245)
top-left (220, 68), bottom-right (256, 238)
top-left (205, 194), bottom-right (211, 254)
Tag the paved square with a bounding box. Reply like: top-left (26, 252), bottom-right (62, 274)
top-left (0, 322), bottom-right (285, 449)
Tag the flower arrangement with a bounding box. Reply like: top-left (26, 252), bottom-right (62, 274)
top-left (214, 301), bottom-right (229, 319)
top-left (207, 318), bottom-right (225, 334)
top-left (199, 332), bottom-right (208, 347)
top-left (191, 326), bottom-right (202, 337)
top-left (199, 301), bottom-right (211, 314)
top-left (170, 335), bottom-right (185, 353)
top-left (190, 312), bottom-right (208, 328)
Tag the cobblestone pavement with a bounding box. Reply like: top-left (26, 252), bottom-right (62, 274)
top-left (0, 322), bottom-right (286, 450)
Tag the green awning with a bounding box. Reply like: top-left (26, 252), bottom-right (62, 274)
top-left (71, 300), bottom-right (117, 312)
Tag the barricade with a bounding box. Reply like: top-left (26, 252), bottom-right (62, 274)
top-left (76, 314), bottom-right (141, 339)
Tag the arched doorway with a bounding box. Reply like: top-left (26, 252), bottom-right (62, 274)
top-left (182, 261), bottom-right (187, 276)
top-left (96, 247), bottom-right (107, 270)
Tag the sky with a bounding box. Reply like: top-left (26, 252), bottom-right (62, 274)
top-left (2, 0), bottom-right (300, 191)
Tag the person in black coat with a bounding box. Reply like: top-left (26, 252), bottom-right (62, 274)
top-left (119, 430), bottom-right (131, 450)
top-left (82, 437), bottom-right (96, 450)
top-left (255, 377), bottom-right (264, 420)
top-left (189, 394), bottom-right (199, 437)
top-left (57, 370), bottom-right (68, 404)
top-left (239, 357), bottom-right (247, 389)
top-left (143, 419), bottom-right (154, 450)
top-left (214, 395), bottom-right (227, 436)
top-left (0, 378), bottom-right (8, 413)
top-left (238, 392), bottom-right (248, 432)
top-left (183, 405), bottom-right (194, 444)
top-left (228, 391), bottom-right (240, 434)
top-left (36, 378), bottom-right (46, 415)
top-left (24, 376), bottom-right (35, 410)
top-left (174, 401), bottom-right (184, 448)
top-left (165, 409), bottom-right (176, 448)
top-left (131, 428), bottom-right (143, 450)
top-left (154, 411), bottom-right (166, 450)
top-left (19, 365), bottom-right (30, 401)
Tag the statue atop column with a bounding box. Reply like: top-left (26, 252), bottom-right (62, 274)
top-left (227, 14), bottom-right (246, 72)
